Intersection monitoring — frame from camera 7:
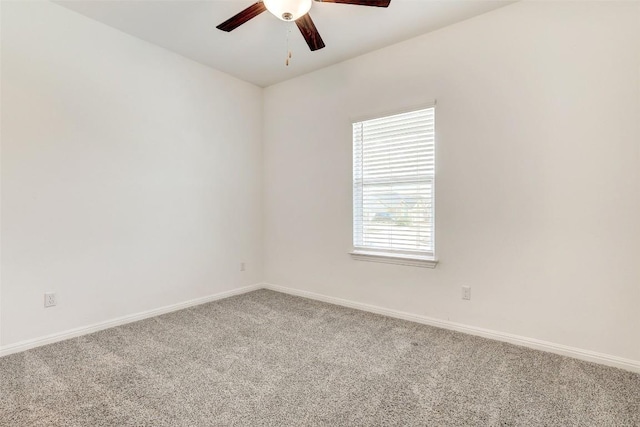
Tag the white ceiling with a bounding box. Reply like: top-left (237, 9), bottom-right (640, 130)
top-left (54, 0), bottom-right (513, 87)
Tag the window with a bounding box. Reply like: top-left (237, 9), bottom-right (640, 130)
top-left (351, 106), bottom-right (437, 268)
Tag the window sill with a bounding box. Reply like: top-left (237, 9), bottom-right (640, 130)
top-left (349, 251), bottom-right (438, 268)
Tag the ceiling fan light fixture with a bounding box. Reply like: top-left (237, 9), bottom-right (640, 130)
top-left (263, 0), bottom-right (312, 21)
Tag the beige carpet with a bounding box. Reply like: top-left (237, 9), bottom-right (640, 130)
top-left (1, 289), bottom-right (638, 426)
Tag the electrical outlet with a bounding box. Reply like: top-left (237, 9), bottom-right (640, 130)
top-left (240, 262), bottom-right (246, 272)
top-left (462, 286), bottom-right (471, 301)
top-left (44, 292), bottom-right (57, 308)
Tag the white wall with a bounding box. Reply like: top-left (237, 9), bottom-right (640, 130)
top-left (1, 1), bottom-right (263, 347)
top-left (264, 1), bottom-right (640, 362)
top-left (2, 0), bottom-right (639, 366)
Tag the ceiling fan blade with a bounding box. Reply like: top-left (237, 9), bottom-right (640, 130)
top-left (296, 14), bottom-right (326, 51)
top-left (314, 0), bottom-right (390, 7)
top-left (216, 2), bottom-right (267, 32)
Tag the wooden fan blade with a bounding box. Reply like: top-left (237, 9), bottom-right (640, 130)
top-left (216, 2), bottom-right (267, 32)
top-left (296, 14), bottom-right (326, 51)
top-left (314, 0), bottom-right (390, 7)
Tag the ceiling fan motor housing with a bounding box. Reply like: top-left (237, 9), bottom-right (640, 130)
top-left (263, 0), bottom-right (312, 21)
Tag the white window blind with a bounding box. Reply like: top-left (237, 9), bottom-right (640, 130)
top-left (353, 107), bottom-right (435, 262)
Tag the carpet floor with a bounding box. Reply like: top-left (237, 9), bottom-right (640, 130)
top-left (1, 289), bottom-right (638, 426)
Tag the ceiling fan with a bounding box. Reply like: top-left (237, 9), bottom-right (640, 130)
top-left (216, 0), bottom-right (391, 52)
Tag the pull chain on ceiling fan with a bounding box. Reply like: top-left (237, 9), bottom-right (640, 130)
top-left (216, 0), bottom-right (391, 52)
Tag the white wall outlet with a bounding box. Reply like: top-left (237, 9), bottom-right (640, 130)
top-left (240, 262), bottom-right (246, 272)
top-left (44, 292), bottom-right (57, 307)
top-left (462, 286), bottom-right (471, 300)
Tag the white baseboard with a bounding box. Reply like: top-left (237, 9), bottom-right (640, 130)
top-left (4, 281), bottom-right (638, 374)
top-left (263, 283), bottom-right (640, 374)
top-left (0, 283), bottom-right (262, 358)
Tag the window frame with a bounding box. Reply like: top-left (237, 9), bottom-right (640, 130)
top-left (350, 103), bottom-right (438, 269)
